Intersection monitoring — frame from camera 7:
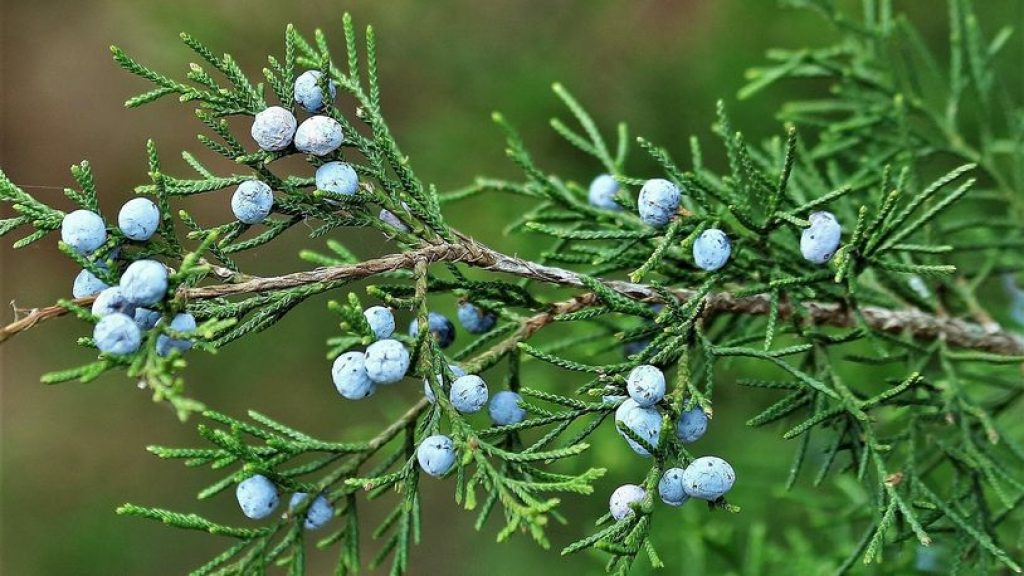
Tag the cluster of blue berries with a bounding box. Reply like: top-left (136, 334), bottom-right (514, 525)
top-left (587, 174), bottom-right (844, 268)
top-left (331, 307), bottom-right (410, 399)
top-left (235, 474), bottom-right (334, 530)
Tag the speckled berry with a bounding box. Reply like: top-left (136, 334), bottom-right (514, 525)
top-left (638, 179), bottom-right (680, 228)
top-left (658, 467), bottom-right (689, 507)
top-left (61, 209), bottom-right (107, 254)
top-left (626, 365), bottom-right (665, 408)
top-left (800, 211), bottom-right (841, 264)
top-left (408, 312), bottom-right (455, 349)
top-left (74, 268), bottom-right (109, 299)
top-left (289, 492), bottom-right (334, 530)
top-left (251, 106), bottom-right (297, 152)
top-left (450, 374), bottom-right (489, 414)
top-left (364, 339), bottom-right (410, 384)
top-left (417, 434), bottom-right (456, 477)
top-left (315, 161), bottom-right (359, 196)
top-left (587, 174), bottom-right (622, 211)
top-left (456, 301), bottom-right (496, 334)
top-left (362, 306), bottom-right (395, 340)
top-left (379, 208), bottom-right (411, 232)
top-left (294, 70), bottom-right (337, 113)
top-left (609, 484), bottom-right (645, 521)
top-left (675, 406), bottom-right (708, 443)
top-left (424, 364), bottom-right (466, 403)
top-left (119, 259), bottom-right (168, 306)
top-left (236, 474), bottom-right (279, 519)
top-left (294, 116), bottom-right (343, 156)
top-left (118, 197), bottom-right (160, 241)
top-left (93, 313), bottom-right (142, 355)
top-left (615, 398), bottom-right (662, 457)
top-left (488, 390), bottom-right (526, 425)
top-left (92, 286), bottom-right (136, 318)
top-left (232, 181), bottom-right (274, 225)
top-left (134, 308), bottom-right (160, 330)
top-left (693, 228), bottom-right (731, 271)
top-left (682, 456), bottom-right (735, 500)
top-left (332, 351), bottom-right (376, 400)
top-left (156, 313), bottom-right (196, 357)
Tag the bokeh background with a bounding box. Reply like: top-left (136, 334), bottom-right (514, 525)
top-left (2, 1), bottom-right (1022, 574)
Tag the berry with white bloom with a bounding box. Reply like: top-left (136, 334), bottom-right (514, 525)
top-left (488, 390), bottom-right (526, 425)
top-left (294, 116), bottom-right (343, 156)
top-left (364, 339), bottom-right (410, 384)
top-left (682, 456), bottom-right (736, 500)
top-left (408, 312), bottom-right (455, 349)
top-left (315, 161), bottom-right (359, 196)
top-left (456, 301), bottom-right (496, 334)
top-left (637, 178), bottom-right (680, 228)
top-left (231, 181), bottom-right (274, 225)
top-left (424, 364), bottom-right (466, 403)
top-left (587, 174), bottom-right (622, 210)
top-left (119, 259), bottom-right (168, 306)
top-left (74, 267), bottom-right (109, 299)
top-left (615, 398), bottom-right (662, 457)
top-left (609, 484), bottom-right (645, 521)
top-left (289, 492), bottom-right (334, 530)
top-left (450, 374), bottom-right (489, 414)
top-left (417, 434), bottom-right (457, 477)
top-left (251, 106), bottom-right (297, 152)
top-left (626, 365), bottom-right (665, 408)
top-left (800, 211), bottom-right (841, 264)
top-left (93, 313), bottom-right (142, 355)
top-left (156, 313), bottom-right (196, 357)
top-left (61, 209), bottom-right (107, 254)
top-left (236, 475), bottom-right (279, 519)
top-left (92, 286), bottom-right (135, 318)
top-left (332, 351), bottom-right (376, 400)
top-left (363, 306), bottom-right (395, 340)
top-left (293, 70), bottom-right (337, 113)
top-left (117, 197), bottom-right (160, 241)
top-left (658, 467), bottom-right (689, 507)
top-left (675, 406), bottom-right (708, 443)
top-left (693, 228), bottom-right (731, 271)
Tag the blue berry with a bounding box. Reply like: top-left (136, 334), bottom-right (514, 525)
top-left (693, 228), bottom-right (731, 271)
top-left (119, 259), bottom-right (168, 306)
top-left (626, 365), bottom-right (665, 408)
top-left (363, 306), bottom-right (395, 340)
top-left (251, 106), bottom-right (297, 152)
top-left (682, 456), bottom-right (735, 500)
top-left (587, 174), bottom-right (622, 211)
top-left (364, 339), bottom-right (410, 384)
top-left (658, 467), bottom-right (689, 507)
top-left (92, 286), bottom-right (136, 317)
top-left (450, 374), bottom-right (489, 414)
top-left (424, 364), bottom-right (466, 403)
top-left (117, 197), bottom-right (160, 241)
top-left (156, 313), bottom-right (196, 357)
top-left (915, 545), bottom-right (944, 573)
top-left (294, 70), bottom-right (337, 113)
top-left (615, 398), bottom-right (662, 457)
top-left (488, 390), bottom-right (526, 425)
top-left (94, 313), bottom-right (142, 355)
top-left (232, 181), bottom-right (274, 225)
top-left (315, 161), bottom-right (359, 196)
top-left (417, 434), bottom-right (456, 477)
top-left (800, 211), bottom-right (841, 264)
top-left (379, 208), bottom-right (410, 232)
top-left (289, 492), bottom-right (334, 530)
top-left (456, 301), bottom-right (496, 334)
top-left (294, 116), bottom-right (343, 156)
top-left (74, 268), bottom-right (109, 299)
top-left (61, 209), bottom-right (107, 254)
top-left (609, 484), bottom-right (645, 521)
top-left (408, 312), bottom-right (455, 349)
top-left (675, 407), bottom-right (708, 443)
top-left (638, 179), bottom-right (680, 228)
top-left (332, 351), bottom-right (376, 400)
top-left (134, 308), bottom-right (160, 330)
top-left (236, 474), bottom-right (279, 519)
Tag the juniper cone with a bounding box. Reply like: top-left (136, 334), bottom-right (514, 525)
top-left (3, 4), bottom-right (1024, 575)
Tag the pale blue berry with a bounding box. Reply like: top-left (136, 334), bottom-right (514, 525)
top-left (332, 351), bottom-right (376, 400)
top-left (675, 407), bottom-right (708, 443)
top-left (289, 492), bottom-right (334, 530)
top-left (682, 456), bottom-right (735, 500)
top-left (294, 70), bottom-right (337, 113)
top-left (119, 259), bottom-right (168, 306)
top-left (450, 374), bottom-right (489, 414)
top-left (92, 286), bottom-right (136, 317)
top-left (456, 301), bottom-right (496, 334)
top-left (417, 434), bottom-right (456, 477)
top-left (488, 390), bottom-right (526, 425)
top-left (61, 209), bottom-right (107, 254)
top-left (156, 313), bottom-right (196, 357)
top-left (626, 365), bottom-right (665, 408)
top-left (294, 116), bottom-right (343, 156)
top-left (693, 228), bottom-right (731, 271)
top-left (615, 398), bottom-right (661, 457)
top-left (363, 306), bottom-right (395, 340)
top-left (364, 339), bottom-right (410, 384)
top-left (74, 268), bottom-right (109, 299)
top-left (94, 313), bottom-right (142, 355)
top-left (236, 474), bottom-right (279, 519)
top-left (134, 308), bottom-right (160, 330)
top-left (800, 211), bottom-right (841, 264)
top-left (379, 208), bottom-right (410, 232)
top-left (251, 106), bottom-right (297, 152)
top-left (315, 161), bottom-right (359, 196)
top-left (638, 179), bottom-right (680, 228)
top-left (424, 364), bottom-right (466, 403)
top-left (609, 484), bottom-right (645, 521)
top-left (587, 174), bottom-right (622, 211)
top-left (658, 467), bottom-right (689, 507)
top-left (118, 197), bottom-right (160, 241)
top-left (232, 181), bottom-right (274, 225)
top-left (408, 312), bottom-right (455, 349)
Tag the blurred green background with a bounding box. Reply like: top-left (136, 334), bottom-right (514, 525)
top-left (1, 1), bottom-right (1021, 574)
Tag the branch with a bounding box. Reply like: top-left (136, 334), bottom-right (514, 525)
top-left (4, 239), bottom-right (1023, 355)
